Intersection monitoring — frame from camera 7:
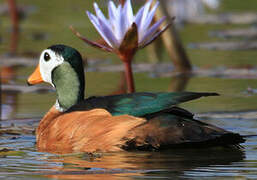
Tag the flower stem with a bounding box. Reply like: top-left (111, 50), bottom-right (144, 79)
top-left (123, 61), bottom-right (135, 93)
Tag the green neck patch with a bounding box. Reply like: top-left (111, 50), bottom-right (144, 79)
top-left (52, 62), bottom-right (84, 111)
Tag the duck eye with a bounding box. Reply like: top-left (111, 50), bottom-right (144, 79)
top-left (44, 52), bottom-right (50, 61)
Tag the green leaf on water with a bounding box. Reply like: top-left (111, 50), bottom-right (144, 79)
top-left (0, 148), bottom-right (25, 156)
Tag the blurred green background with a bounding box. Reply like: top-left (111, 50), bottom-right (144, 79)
top-left (1, 0), bottom-right (257, 67)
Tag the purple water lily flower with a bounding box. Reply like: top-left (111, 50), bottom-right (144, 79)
top-left (71, 0), bottom-right (171, 93)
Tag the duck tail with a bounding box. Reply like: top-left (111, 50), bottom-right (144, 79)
top-left (207, 133), bottom-right (246, 149)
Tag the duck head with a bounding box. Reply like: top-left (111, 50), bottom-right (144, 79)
top-left (27, 44), bottom-right (85, 112)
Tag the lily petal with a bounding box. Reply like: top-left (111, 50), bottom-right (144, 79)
top-left (123, 0), bottom-right (134, 26)
top-left (142, 1), bottom-right (160, 33)
top-left (139, 16), bottom-right (166, 46)
top-left (134, 6), bottom-right (144, 30)
top-left (87, 11), bottom-right (113, 47)
top-left (108, 1), bottom-right (121, 39)
top-left (93, 2), bottom-right (117, 42)
top-left (70, 26), bottom-right (113, 52)
top-left (86, 11), bottom-right (103, 35)
top-left (93, 2), bottom-right (108, 24)
top-left (138, 0), bottom-right (153, 34)
top-left (119, 7), bottom-right (128, 43)
top-left (97, 17), bottom-right (120, 48)
top-left (108, 1), bottom-right (117, 21)
top-left (112, 4), bottom-right (123, 44)
top-left (140, 23), bottom-right (171, 49)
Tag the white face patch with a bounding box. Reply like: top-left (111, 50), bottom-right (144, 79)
top-left (39, 49), bottom-right (64, 87)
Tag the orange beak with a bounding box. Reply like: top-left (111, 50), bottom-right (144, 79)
top-left (27, 65), bottom-right (44, 85)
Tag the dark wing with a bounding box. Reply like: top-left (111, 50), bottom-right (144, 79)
top-left (66, 92), bottom-right (218, 117)
top-left (123, 113), bottom-right (245, 150)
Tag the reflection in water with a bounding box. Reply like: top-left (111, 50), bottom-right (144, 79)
top-left (168, 74), bottom-right (191, 92)
top-left (1, 92), bottom-right (18, 120)
top-left (110, 72), bottom-right (127, 95)
top-left (41, 148), bottom-right (244, 179)
top-left (0, 66), bottom-right (18, 120)
top-left (0, 66), bottom-right (16, 83)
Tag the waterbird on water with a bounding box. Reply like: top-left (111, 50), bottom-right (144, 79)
top-left (27, 44), bottom-right (245, 154)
